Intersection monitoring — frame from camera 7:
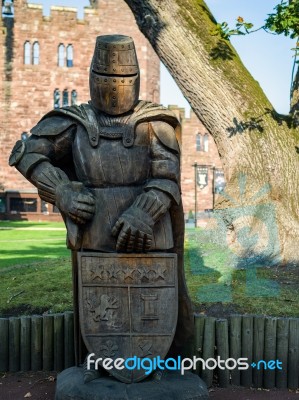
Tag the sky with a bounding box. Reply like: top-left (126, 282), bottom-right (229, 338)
top-left (26, 0), bottom-right (296, 115)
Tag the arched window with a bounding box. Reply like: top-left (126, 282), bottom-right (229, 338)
top-left (32, 41), bottom-right (39, 65)
top-left (203, 133), bottom-right (209, 152)
top-left (24, 41), bottom-right (31, 65)
top-left (71, 90), bottom-right (77, 105)
top-left (63, 89), bottom-right (69, 106)
top-left (54, 89), bottom-right (60, 109)
top-left (196, 133), bottom-right (201, 151)
top-left (66, 44), bottom-right (73, 67)
top-left (58, 44), bottom-right (65, 67)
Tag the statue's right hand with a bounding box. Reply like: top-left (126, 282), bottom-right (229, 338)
top-left (55, 182), bottom-right (95, 225)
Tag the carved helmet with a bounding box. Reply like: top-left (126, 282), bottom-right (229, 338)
top-left (89, 35), bottom-right (140, 115)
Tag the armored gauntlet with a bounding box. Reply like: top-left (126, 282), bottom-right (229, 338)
top-left (29, 163), bottom-right (95, 225)
top-left (55, 181), bottom-right (95, 225)
top-left (111, 189), bottom-right (171, 252)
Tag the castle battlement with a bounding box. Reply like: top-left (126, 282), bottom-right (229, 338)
top-left (27, 3), bottom-right (43, 10)
top-left (50, 6), bottom-right (77, 13)
top-left (6, 1), bottom-right (97, 24)
top-left (83, 7), bottom-right (97, 15)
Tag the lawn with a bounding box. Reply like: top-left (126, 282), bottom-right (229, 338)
top-left (0, 221), bottom-right (72, 315)
top-left (0, 222), bottom-right (298, 317)
top-left (0, 221), bottom-right (68, 268)
top-left (185, 229), bottom-right (299, 318)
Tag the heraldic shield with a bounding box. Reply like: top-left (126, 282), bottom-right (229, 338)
top-left (78, 252), bottom-right (178, 383)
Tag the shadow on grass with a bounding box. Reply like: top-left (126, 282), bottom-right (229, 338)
top-left (0, 242), bottom-right (69, 268)
top-left (184, 229), bottom-right (294, 316)
top-left (0, 304), bottom-right (50, 318)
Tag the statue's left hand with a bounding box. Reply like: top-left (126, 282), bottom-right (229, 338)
top-left (56, 182), bottom-right (95, 225)
top-left (111, 209), bottom-right (153, 253)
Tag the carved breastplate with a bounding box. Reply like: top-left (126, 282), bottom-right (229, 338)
top-left (72, 118), bottom-right (150, 187)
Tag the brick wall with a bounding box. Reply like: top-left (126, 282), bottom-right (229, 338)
top-left (180, 109), bottom-right (223, 217)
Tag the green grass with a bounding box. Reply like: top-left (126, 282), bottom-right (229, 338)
top-left (0, 259), bottom-right (72, 316)
top-left (0, 221), bottom-right (72, 315)
top-left (0, 222), bottom-right (68, 268)
top-left (0, 221), bottom-right (65, 229)
top-left (0, 222), bottom-right (298, 318)
top-left (185, 229), bottom-right (299, 317)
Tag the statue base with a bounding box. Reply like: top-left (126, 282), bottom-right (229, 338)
top-left (55, 366), bottom-right (209, 400)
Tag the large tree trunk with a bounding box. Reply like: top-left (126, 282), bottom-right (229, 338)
top-left (124, 0), bottom-right (299, 265)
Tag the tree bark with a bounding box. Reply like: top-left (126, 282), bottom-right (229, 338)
top-left (124, 0), bottom-right (299, 264)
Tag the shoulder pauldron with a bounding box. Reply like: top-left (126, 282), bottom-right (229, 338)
top-left (30, 116), bottom-right (76, 137)
top-left (30, 105), bottom-right (100, 148)
top-left (150, 121), bottom-right (180, 154)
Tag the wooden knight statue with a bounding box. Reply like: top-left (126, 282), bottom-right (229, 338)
top-left (9, 35), bottom-right (194, 383)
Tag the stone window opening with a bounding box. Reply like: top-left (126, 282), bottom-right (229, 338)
top-left (32, 41), bottom-right (39, 65)
top-left (196, 133), bottom-right (201, 152)
top-left (24, 41), bottom-right (31, 65)
top-left (58, 43), bottom-right (65, 67)
top-left (71, 90), bottom-right (77, 105)
top-left (66, 44), bottom-right (73, 67)
top-left (203, 133), bottom-right (209, 152)
top-left (63, 89), bottom-right (69, 106)
top-left (54, 89), bottom-right (60, 109)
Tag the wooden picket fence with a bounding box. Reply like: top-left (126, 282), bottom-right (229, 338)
top-left (0, 312), bottom-right (298, 389)
top-left (0, 312), bottom-right (74, 373)
top-left (193, 314), bottom-right (299, 389)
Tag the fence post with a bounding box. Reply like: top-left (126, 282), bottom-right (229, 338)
top-left (229, 315), bottom-right (242, 386)
top-left (31, 315), bottom-right (43, 371)
top-left (276, 318), bottom-right (289, 389)
top-left (43, 315), bottom-right (54, 371)
top-left (241, 315), bottom-right (253, 387)
top-left (201, 316), bottom-right (216, 387)
top-left (252, 316), bottom-right (265, 388)
top-left (0, 318), bottom-right (9, 372)
top-left (64, 311), bottom-right (75, 369)
top-left (54, 314), bottom-right (64, 371)
top-left (194, 314), bottom-right (205, 375)
top-left (288, 318), bottom-right (299, 389)
top-left (9, 317), bottom-right (20, 372)
top-left (216, 318), bottom-right (229, 387)
top-left (264, 317), bottom-right (277, 389)
top-left (20, 316), bottom-right (31, 371)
